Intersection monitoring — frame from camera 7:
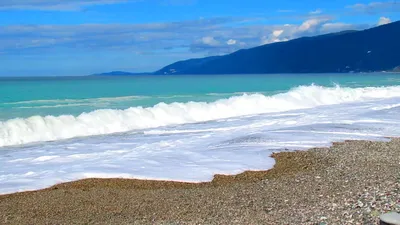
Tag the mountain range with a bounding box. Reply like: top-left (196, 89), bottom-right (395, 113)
top-left (96, 21), bottom-right (400, 76)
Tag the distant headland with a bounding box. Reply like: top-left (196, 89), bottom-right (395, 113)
top-left (94, 21), bottom-right (400, 76)
top-left (92, 71), bottom-right (153, 76)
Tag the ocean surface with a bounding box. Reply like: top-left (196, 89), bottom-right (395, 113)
top-left (1, 73), bottom-right (400, 194)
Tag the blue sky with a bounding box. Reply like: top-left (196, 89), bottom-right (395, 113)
top-left (0, 0), bottom-right (399, 76)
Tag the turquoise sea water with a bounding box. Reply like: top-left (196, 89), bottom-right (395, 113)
top-left (2, 73), bottom-right (400, 194)
top-left (1, 73), bottom-right (400, 120)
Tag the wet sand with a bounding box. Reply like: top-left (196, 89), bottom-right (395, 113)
top-left (1, 139), bottom-right (399, 224)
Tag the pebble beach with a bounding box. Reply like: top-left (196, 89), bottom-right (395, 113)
top-left (1, 138), bottom-right (399, 224)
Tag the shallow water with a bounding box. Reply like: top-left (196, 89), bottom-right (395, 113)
top-left (1, 73), bottom-right (400, 194)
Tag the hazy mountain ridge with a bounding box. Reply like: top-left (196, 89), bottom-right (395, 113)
top-left (156, 21), bottom-right (400, 74)
top-left (92, 71), bottom-right (152, 76)
top-left (96, 21), bottom-right (400, 76)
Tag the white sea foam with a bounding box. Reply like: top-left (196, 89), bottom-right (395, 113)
top-left (1, 84), bottom-right (400, 194)
top-left (2, 85), bottom-right (400, 147)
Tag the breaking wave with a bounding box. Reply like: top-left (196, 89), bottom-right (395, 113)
top-left (1, 85), bottom-right (400, 147)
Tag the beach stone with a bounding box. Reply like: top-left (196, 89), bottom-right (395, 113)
top-left (380, 212), bottom-right (400, 225)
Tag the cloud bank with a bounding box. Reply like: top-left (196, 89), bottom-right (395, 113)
top-left (348, 1), bottom-right (400, 14)
top-left (0, 0), bottom-right (129, 11)
top-left (0, 16), bottom-right (379, 56)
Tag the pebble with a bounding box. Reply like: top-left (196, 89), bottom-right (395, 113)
top-left (2, 138), bottom-right (400, 225)
top-left (380, 212), bottom-right (400, 225)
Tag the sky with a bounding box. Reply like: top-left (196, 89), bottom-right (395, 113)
top-left (0, 0), bottom-right (399, 76)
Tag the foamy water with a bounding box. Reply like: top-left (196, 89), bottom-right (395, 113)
top-left (1, 84), bottom-right (400, 194)
top-left (2, 85), bottom-right (400, 147)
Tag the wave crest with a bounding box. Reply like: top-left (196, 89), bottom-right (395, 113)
top-left (2, 85), bottom-right (400, 147)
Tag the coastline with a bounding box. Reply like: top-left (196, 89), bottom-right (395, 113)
top-left (1, 139), bottom-right (399, 224)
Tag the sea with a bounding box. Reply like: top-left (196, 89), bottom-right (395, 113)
top-left (1, 73), bottom-right (400, 194)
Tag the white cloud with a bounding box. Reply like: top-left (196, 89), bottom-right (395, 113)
top-left (261, 29), bottom-right (289, 45)
top-left (201, 36), bottom-right (220, 46)
top-left (272, 30), bottom-right (284, 37)
top-left (0, 16), bottom-right (375, 56)
top-left (226, 39), bottom-right (237, 45)
top-left (257, 17), bottom-right (370, 46)
top-left (261, 35), bottom-right (289, 45)
top-left (0, 18), bottom-right (241, 54)
top-left (377, 16), bottom-right (391, 25)
top-left (298, 18), bottom-right (327, 32)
